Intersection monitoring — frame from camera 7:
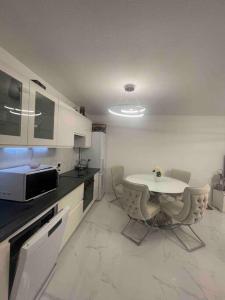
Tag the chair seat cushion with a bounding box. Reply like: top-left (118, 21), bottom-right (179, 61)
top-left (160, 200), bottom-right (184, 218)
top-left (115, 183), bottom-right (124, 197)
top-left (143, 201), bottom-right (160, 220)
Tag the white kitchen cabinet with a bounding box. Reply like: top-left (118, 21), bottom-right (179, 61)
top-left (58, 184), bottom-right (84, 249)
top-left (74, 112), bottom-right (91, 135)
top-left (0, 62), bottom-right (92, 148)
top-left (0, 240), bottom-right (10, 300)
top-left (0, 62), bottom-right (29, 146)
top-left (84, 131), bottom-right (92, 148)
top-left (74, 114), bottom-right (92, 148)
top-left (57, 101), bottom-right (75, 147)
top-left (28, 82), bottom-right (58, 146)
top-left (61, 200), bottom-right (83, 248)
top-left (74, 112), bottom-right (84, 136)
top-left (74, 131), bottom-right (92, 148)
top-left (83, 118), bottom-right (92, 148)
top-left (57, 103), bottom-right (92, 148)
top-left (58, 183), bottom-right (84, 211)
top-left (84, 117), bottom-right (92, 132)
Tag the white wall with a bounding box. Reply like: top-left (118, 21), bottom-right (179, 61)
top-left (0, 46), bottom-right (78, 172)
top-left (89, 114), bottom-right (225, 191)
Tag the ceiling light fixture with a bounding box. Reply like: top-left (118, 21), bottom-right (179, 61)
top-left (108, 108), bottom-right (144, 118)
top-left (108, 84), bottom-right (146, 118)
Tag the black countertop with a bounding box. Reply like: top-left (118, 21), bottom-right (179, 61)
top-left (0, 168), bottom-right (99, 242)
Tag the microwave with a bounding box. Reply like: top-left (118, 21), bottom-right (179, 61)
top-left (0, 165), bottom-right (58, 202)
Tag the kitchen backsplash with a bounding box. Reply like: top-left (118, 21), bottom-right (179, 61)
top-left (0, 147), bottom-right (79, 173)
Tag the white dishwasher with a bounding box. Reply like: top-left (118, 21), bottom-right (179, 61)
top-left (9, 206), bottom-right (69, 300)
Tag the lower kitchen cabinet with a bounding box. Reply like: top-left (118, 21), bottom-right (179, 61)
top-left (58, 183), bottom-right (84, 211)
top-left (0, 240), bottom-right (10, 300)
top-left (61, 200), bottom-right (83, 248)
top-left (58, 184), bottom-right (84, 249)
top-left (0, 175), bottom-right (99, 299)
top-left (59, 174), bottom-right (99, 249)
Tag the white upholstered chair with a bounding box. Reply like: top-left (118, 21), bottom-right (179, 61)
top-left (170, 168), bottom-right (191, 184)
top-left (160, 184), bottom-right (210, 252)
top-left (121, 180), bottom-right (160, 245)
top-left (111, 166), bottom-right (124, 199)
top-left (168, 169), bottom-right (191, 202)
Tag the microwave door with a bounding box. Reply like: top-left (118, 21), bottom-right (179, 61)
top-left (10, 207), bottom-right (69, 300)
top-left (25, 169), bottom-right (58, 201)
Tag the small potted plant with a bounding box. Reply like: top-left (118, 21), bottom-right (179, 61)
top-left (152, 166), bottom-right (162, 181)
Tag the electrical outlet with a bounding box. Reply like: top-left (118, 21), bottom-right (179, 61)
top-left (57, 162), bottom-right (61, 172)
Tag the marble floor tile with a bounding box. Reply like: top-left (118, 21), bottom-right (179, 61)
top-left (41, 194), bottom-right (225, 300)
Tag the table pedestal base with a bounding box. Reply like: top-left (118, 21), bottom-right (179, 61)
top-left (147, 212), bottom-right (172, 227)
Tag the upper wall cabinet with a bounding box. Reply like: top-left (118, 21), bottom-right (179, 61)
top-left (28, 82), bottom-right (58, 146)
top-left (57, 101), bottom-right (75, 147)
top-left (74, 112), bottom-right (85, 136)
top-left (0, 60), bottom-right (92, 147)
top-left (0, 63), bottom-right (29, 145)
top-left (74, 112), bottom-right (92, 148)
top-left (73, 112), bottom-right (91, 135)
top-left (82, 117), bottom-right (92, 148)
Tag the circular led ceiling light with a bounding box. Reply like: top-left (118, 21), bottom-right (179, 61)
top-left (108, 84), bottom-right (146, 118)
top-left (108, 105), bottom-right (145, 117)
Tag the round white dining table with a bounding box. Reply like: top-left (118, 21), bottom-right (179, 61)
top-left (126, 174), bottom-right (189, 194)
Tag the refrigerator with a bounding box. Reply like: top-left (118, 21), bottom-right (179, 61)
top-left (82, 132), bottom-right (106, 200)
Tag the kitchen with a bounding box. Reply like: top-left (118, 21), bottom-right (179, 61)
top-left (0, 44), bottom-right (106, 299)
top-left (1, 1), bottom-right (225, 300)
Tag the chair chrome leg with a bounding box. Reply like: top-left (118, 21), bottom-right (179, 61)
top-left (109, 189), bottom-right (118, 202)
top-left (121, 218), bottom-right (151, 246)
top-left (171, 225), bottom-right (205, 252)
top-left (110, 189), bottom-right (123, 206)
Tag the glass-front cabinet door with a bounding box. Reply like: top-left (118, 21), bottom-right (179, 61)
top-left (0, 63), bottom-right (29, 145)
top-left (28, 82), bottom-right (58, 146)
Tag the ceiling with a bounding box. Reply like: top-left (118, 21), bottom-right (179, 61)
top-left (0, 0), bottom-right (225, 115)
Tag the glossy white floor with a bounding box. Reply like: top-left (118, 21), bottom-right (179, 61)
top-left (41, 195), bottom-right (225, 300)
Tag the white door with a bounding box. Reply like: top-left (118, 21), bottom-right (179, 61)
top-left (0, 62), bottom-right (29, 145)
top-left (28, 82), bottom-right (58, 146)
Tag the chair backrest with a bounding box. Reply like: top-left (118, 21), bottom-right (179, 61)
top-left (176, 184), bottom-right (210, 224)
top-left (170, 169), bottom-right (191, 184)
top-left (121, 180), bottom-right (150, 220)
top-left (111, 166), bottom-right (124, 187)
